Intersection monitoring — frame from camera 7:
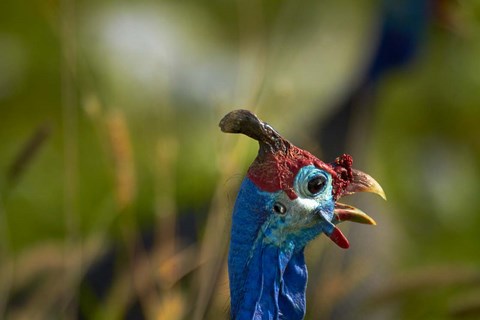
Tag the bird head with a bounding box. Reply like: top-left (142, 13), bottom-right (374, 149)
top-left (220, 110), bottom-right (385, 319)
top-left (220, 109), bottom-right (385, 249)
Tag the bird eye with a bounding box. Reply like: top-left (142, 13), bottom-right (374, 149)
top-left (273, 202), bottom-right (286, 215)
top-left (294, 166), bottom-right (331, 198)
top-left (307, 175), bottom-right (326, 196)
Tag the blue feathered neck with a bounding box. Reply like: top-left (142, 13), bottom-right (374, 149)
top-left (229, 178), bottom-right (319, 320)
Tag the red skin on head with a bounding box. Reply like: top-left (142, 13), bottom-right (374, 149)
top-left (247, 142), bottom-right (353, 201)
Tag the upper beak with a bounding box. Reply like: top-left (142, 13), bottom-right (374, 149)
top-left (328, 169), bottom-right (386, 249)
top-left (344, 169), bottom-right (386, 200)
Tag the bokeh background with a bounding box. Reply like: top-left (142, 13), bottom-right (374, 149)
top-left (1, 0), bottom-right (480, 319)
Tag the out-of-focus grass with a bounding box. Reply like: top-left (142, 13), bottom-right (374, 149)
top-left (1, 0), bottom-right (480, 319)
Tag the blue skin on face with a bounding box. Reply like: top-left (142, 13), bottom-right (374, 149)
top-left (262, 165), bottom-right (335, 249)
top-left (228, 165), bottom-right (336, 320)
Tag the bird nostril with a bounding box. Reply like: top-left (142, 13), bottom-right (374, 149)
top-left (273, 202), bottom-right (286, 215)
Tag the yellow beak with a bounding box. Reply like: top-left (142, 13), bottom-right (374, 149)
top-left (334, 169), bottom-right (386, 226)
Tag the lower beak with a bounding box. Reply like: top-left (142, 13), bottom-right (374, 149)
top-left (334, 203), bottom-right (376, 225)
top-left (329, 169), bottom-right (386, 249)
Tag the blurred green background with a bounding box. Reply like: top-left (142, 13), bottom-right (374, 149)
top-left (1, 0), bottom-right (480, 319)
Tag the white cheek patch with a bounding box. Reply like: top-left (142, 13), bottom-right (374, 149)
top-left (274, 192), bottom-right (319, 225)
top-left (262, 192), bottom-right (325, 247)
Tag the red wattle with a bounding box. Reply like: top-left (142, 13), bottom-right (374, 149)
top-left (329, 227), bottom-right (350, 249)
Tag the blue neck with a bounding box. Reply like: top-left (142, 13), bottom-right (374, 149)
top-left (228, 179), bottom-right (309, 320)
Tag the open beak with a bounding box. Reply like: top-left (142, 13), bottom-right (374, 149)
top-left (327, 169), bottom-right (386, 249)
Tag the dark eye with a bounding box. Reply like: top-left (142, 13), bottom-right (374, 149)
top-left (273, 202), bottom-right (286, 215)
top-left (307, 176), bottom-right (326, 195)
